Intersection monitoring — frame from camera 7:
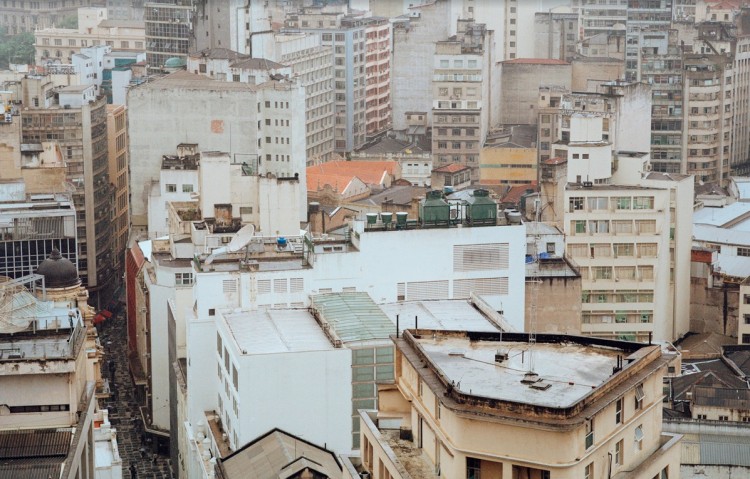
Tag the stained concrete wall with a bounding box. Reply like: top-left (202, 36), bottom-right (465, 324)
top-left (525, 275), bottom-right (582, 334)
top-left (689, 278), bottom-right (739, 337)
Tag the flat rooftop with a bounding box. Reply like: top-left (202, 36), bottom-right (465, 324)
top-left (379, 300), bottom-right (501, 333)
top-left (222, 309), bottom-right (334, 354)
top-left (416, 335), bottom-right (620, 408)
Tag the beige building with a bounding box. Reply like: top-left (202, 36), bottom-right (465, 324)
top-left (0, 0), bottom-right (105, 35)
top-left (432, 20), bottom-right (494, 179)
top-left (571, 56), bottom-right (625, 92)
top-left (363, 16), bottom-right (392, 138)
top-left (740, 277), bottom-right (750, 344)
top-left (34, 7), bottom-right (145, 65)
top-left (480, 126), bottom-right (537, 186)
top-left (107, 104), bottom-right (129, 279)
top-left (346, 330), bottom-right (681, 479)
top-left (500, 58), bottom-right (571, 126)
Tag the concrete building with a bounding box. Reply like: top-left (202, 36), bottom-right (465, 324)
top-left (285, 7), bottom-right (367, 153)
top-left (570, 56), bottom-right (625, 92)
top-left (20, 80), bottom-right (115, 304)
top-left (625, 0), bottom-right (673, 82)
top-left (546, 112), bottom-right (694, 342)
top-left (346, 330), bottom-right (682, 479)
top-left (500, 58), bottom-right (571, 125)
top-left (571, 0), bottom-right (628, 40)
top-left (534, 9), bottom-right (579, 61)
top-left (107, 0), bottom-right (144, 21)
top-left (34, 7), bottom-right (145, 65)
top-left (362, 16), bottom-right (392, 138)
top-left (740, 277), bottom-right (750, 343)
top-left (0, 272), bottom-right (100, 478)
top-left (127, 71), bottom-right (307, 232)
top-left (144, 0), bottom-right (194, 71)
top-left (0, 0), bottom-right (105, 35)
top-left (107, 104), bottom-right (129, 280)
top-left (731, 8), bottom-right (750, 176)
top-left (0, 190), bottom-right (77, 280)
top-left (480, 125), bottom-right (537, 186)
top-left (391, 0), bottom-right (452, 133)
top-left (432, 20), bottom-right (495, 179)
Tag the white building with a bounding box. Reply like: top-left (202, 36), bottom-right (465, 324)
top-left (128, 71), bottom-right (307, 230)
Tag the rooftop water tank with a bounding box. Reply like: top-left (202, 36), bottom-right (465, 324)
top-left (419, 190), bottom-right (450, 227)
top-left (466, 189), bottom-right (497, 226)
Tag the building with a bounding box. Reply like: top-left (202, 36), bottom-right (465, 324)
top-left (732, 8), bottom-right (750, 175)
top-left (625, 0), bottom-right (673, 82)
top-left (0, 270), bottom-right (100, 478)
top-left (534, 9), bottom-right (579, 61)
top-left (216, 428), bottom-right (342, 479)
top-left (500, 58), bottom-right (571, 125)
top-left (741, 277), bottom-right (750, 343)
top-left (107, 104), bottom-right (129, 279)
top-left (34, 7), bottom-right (145, 65)
top-left (362, 16), bottom-right (392, 138)
top-left (285, 6), bottom-right (368, 153)
top-left (347, 330), bottom-right (681, 479)
top-left (571, 0), bottom-right (628, 40)
top-left (391, 0), bottom-right (453, 133)
top-left (0, 0), bottom-right (105, 35)
top-left (20, 80), bottom-right (115, 304)
top-left (144, 0), bottom-right (194, 71)
top-left (0, 189), bottom-right (77, 281)
top-left (432, 20), bottom-right (495, 179)
top-left (480, 125), bottom-right (537, 186)
top-left (127, 71), bottom-right (307, 232)
top-left (107, 0), bottom-right (145, 21)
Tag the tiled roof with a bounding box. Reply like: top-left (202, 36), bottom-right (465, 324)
top-left (189, 48), bottom-right (249, 61)
top-left (306, 160), bottom-right (397, 193)
top-left (432, 163), bottom-right (470, 173)
top-left (693, 386), bottom-right (750, 409)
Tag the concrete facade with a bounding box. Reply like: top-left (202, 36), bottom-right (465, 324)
top-left (500, 59), bottom-right (571, 125)
top-left (107, 104), bottom-right (129, 280)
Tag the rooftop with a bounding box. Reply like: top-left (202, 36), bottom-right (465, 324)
top-left (502, 58), bottom-right (570, 65)
top-left (398, 330), bottom-right (662, 418)
top-left (693, 203), bottom-right (750, 228)
top-left (379, 299), bottom-right (502, 333)
top-left (307, 160), bottom-right (397, 193)
top-left (432, 163), bottom-right (470, 174)
top-left (310, 292), bottom-right (394, 344)
top-left (231, 58), bottom-right (287, 71)
top-left (221, 308), bottom-right (335, 355)
top-left (693, 386), bottom-right (750, 410)
top-left (189, 48), bottom-right (249, 61)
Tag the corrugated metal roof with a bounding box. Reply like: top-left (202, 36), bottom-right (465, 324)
top-left (681, 433), bottom-right (750, 466)
top-left (0, 429), bottom-right (72, 459)
top-left (693, 386), bottom-right (750, 409)
top-left (0, 463), bottom-right (63, 479)
top-left (311, 292), bottom-right (394, 343)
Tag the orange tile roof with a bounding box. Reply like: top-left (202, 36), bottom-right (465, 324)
top-left (306, 160), bottom-right (397, 193)
top-left (501, 183), bottom-right (537, 204)
top-left (432, 163), bottom-right (470, 173)
top-left (502, 58), bottom-right (569, 65)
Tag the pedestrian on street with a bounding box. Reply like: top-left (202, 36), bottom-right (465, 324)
top-left (129, 463), bottom-right (137, 479)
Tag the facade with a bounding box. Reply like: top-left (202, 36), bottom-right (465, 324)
top-left (571, 0), bottom-right (628, 39)
top-left (0, 0), bottom-right (105, 35)
top-left (625, 0), bottom-right (673, 82)
top-left (732, 9), bottom-right (750, 175)
top-left (391, 0), bottom-right (453, 133)
top-left (347, 330), bottom-right (681, 479)
top-left (534, 10), bottom-right (579, 61)
top-left (144, 0), bottom-right (194, 71)
top-left (127, 71), bottom-right (307, 230)
top-left (34, 7), bottom-right (145, 65)
top-left (431, 20), bottom-right (494, 179)
top-left (740, 277), bottom-right (750, 343)
top-left (480, 126), bottom-right (537, 186)
top-left (285, 7), bottom-right (367, 153)
top-left (107, 104), bottom-right (129, 279)
top-left (500, 58), bottom-right (572, 125)
top-left (362, 16), bottom-right (392, 138)
top-left (20, 81), bottom-right (115, 303)
top-left (0, 191), bottom-right (77, 280)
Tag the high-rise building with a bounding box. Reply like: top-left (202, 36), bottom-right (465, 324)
top-left (571, 0), bottom-right (628, 40)
top-left (107, 104), bottom-right (129, 278)
top-left (432, 20), bottom-right (495, 179)
top-left (20, 81), bottom-right (115, 304)
top-left (144, 0), bottom-right (194, 71)
top-left (362, 16), bottom-right (392, 138)
top-left (0, 0), bottom-right (105, 35)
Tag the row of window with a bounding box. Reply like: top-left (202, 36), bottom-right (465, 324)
top-left (569, 196), bottom-right (655, 212)
top-left (570, 219), bottom-right (657, 235)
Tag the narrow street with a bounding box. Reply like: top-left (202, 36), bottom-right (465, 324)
top-left (98, 311), bottom-right (174, 479)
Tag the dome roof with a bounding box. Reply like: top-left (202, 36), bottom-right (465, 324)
top-left (164, 57), bottom-right (186, 68)
top-left (36, 249), bottom-right (80, 288)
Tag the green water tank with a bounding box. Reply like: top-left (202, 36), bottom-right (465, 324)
top-left (419, 190), bottom-right (451, 227)
top-left (466, 189), bottom-right (497, 226)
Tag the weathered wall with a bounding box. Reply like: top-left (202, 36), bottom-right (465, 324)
top-left (690, 277), bottom-right (739, 337)
top-left (525, 275), bottom-right (582, 334)
top-left (681, 465), bottom-right (750, 479)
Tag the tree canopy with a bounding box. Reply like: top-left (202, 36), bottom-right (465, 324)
top-left (0, 31), bottom-right (35, 68)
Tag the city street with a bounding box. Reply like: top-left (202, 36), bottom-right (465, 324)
top-left (98, 311), bottom-right (173, 479)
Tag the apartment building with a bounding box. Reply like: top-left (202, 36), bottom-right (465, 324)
top-left (625, 0), bottom-right (673, 81)
top-left (285, 6), bottom-right (367, 153)
top-left (362, 16), bottom-right (392, 138)
top-left (107, 0), bottom-right (144, 21)
top-left (0, 0), bottom-right (105, 35)
top-left (127, 70), bottom-right (307, 231)
top-left (34, 7), bottom-right (145, 65)
top-left (740, 277), bottom-right (750, 343)
top-left (571, 0), bottom-right (628, 39)
top-left (20, 81), bottom-right (115, 304)
top-left (732, 9), bottom-right (750, 175)
top-left (684, 53), bottom-right (733, 183)
top-left (107, 104), bottom-right (129, 278)
top-left (534, 10), bottom-right (580, 60)
top-left (432, 20), bottom-right (494, 179)
top-left (346, 330), bottom-right (681, 479)
top-left (500, 58), bottom-right (571, 125)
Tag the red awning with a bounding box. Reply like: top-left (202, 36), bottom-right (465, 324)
top-left (94, 314), bottom-right (105, 325)
top-left (101, 310), bottom-right (113, 319)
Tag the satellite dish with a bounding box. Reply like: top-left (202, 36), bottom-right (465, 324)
top-left (205, 223), bottom-right (255, 265)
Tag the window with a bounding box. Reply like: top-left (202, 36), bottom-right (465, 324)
top-left (467, 457), bottom-right (481, 479)
top-left (166, 184), bottom-right (177, 193)
top-left (739, 247), bottom-right (750, 257)
top-left (585, 462), bottom-right (593, 479)
top-left (615, 197), bottom-right (631, 209)
top-left (216, 333), bottom-right (222, 356)
top-left (615, 439), bottom-right (623, 465)
top-left (585, 418), bottom-right (594, 449)
top-left (743, 334), bottom-right (750, 344)
top-left (569, 197), bottom-right (584, 211)
top-left (719, 415), bottom-right (729, 421)
top-left (573, 220), bottom-right (586, 234)
top-left (634, 425), bottom-right (644, 450)
top-left (633, 197), bottom-right (654, 209)
top-left (175, 272), bottom-right (194, 286)
top-left (635, 383), bottom-right (645, 410)
top-left (182, 184), bottom-right (193, 193)
top-left (615, 397), bottom-right (623, 424)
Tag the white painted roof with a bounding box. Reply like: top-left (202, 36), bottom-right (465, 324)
top-left (222, 309), bottom-right (334, 354)
top-left (417, 336), bottom-right (621, 408)
top-left (693, 224), bottom-right (750, 246)
top-left (693, 203), bottom-right (750, 227)
top-left (380, 300), bottom-right (500, 333)
top-left (715, 253), bottom-right (750, 278)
